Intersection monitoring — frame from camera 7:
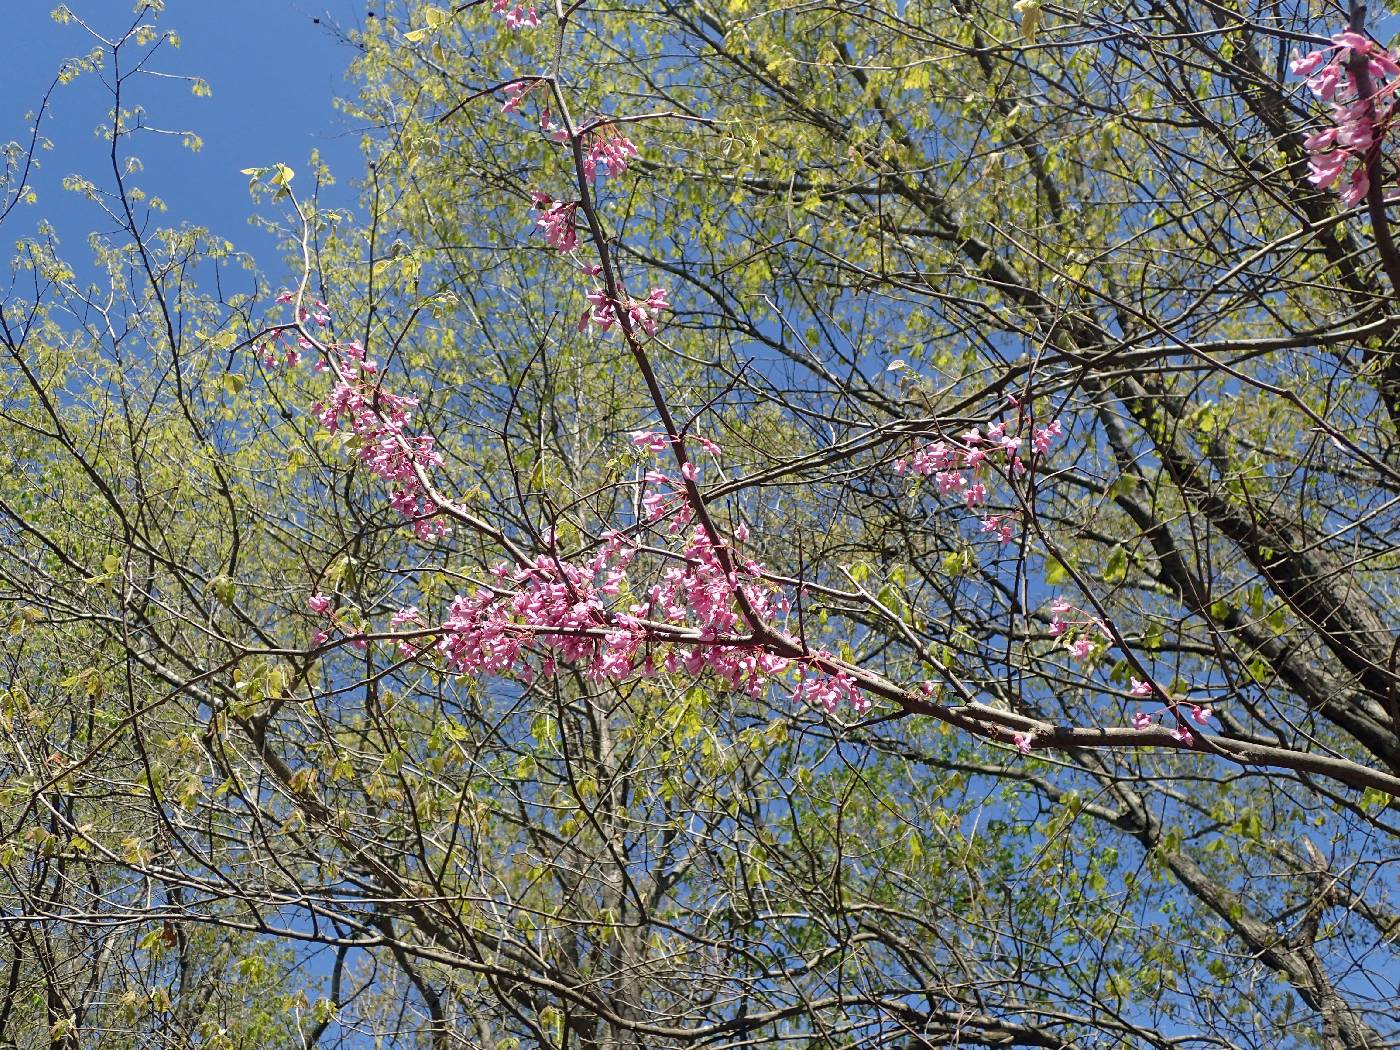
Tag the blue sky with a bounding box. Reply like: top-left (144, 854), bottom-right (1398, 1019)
top-left (6, 0), bottom-right (373, 267)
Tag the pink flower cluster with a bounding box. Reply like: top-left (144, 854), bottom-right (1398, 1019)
top-left (305, 592), bottom-right (368, 650)
top-left (1132, 702), bottom-right (1212, 744)
top-left (530, 192), bottom-right (579, 252)
top-left (582, 130), bottom-right (639, 180)
top-left (312, 343), bottom-right (450, 542)
top-left (501, 81), bottom-right (533, 115)
top-left (258, 290), bottom-right (333, 369)
top-left (793, 661), bottom-right (870, 714)
top-left (895, 417), bottom-right (1061, 539)
top-left (426, 524), bottom-right (814, 703)
top-left (261, 338), bottom-right (303, 370)
top-left (276, 289), bottom-right (331, 327)
top-left (1047, 596), bottom-right (1111, 661)
top-left (641, 469), bottom-right (692, 527)
top-left (580, 287), bottom-right (671, 336)
top-left (632, 430), bottom-right (722, 459)
top-left (491, 0), bottom-right (539, 30)
top-left (1292, 30), bottom-right (1399, 206)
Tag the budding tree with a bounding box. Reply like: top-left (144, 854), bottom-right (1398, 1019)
top-left (1, 1), bottom-right (1398, 1048)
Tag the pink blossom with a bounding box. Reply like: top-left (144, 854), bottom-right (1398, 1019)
top-left (307, 593), bottom-right (332, 616)
top-left (312, 341), bottom-right (449, 541)
top-left (1333, 30), bottom-right (1373, 53)
top-left (501, 81), bottom-right (532, 114)
top-left (904, 442), bottom-right (952, 475)
top-left (582, 131), bottom-right (639, 179)
top-left (417, 522), bottom-right (827, 707)
top-left (1308, 63), bottom-right (1345, 100)
top-left (632, 431), bottom-right (669, 454)
top-left (981, 514), bottom-right (1013, 542)
top-left (937, 470), bottom-right (966, 495)
top-left (793, 662), bottom-right (870, 714)
top-left (1068, 637), bottom-right (1093, 660)
top-left (491, 0), bottom-right (540, 29)
top-left (1341, 165), bottom-right (1371, 207)
top-left (1372, 50), bottom-right (1400, 77)
top-left (1293, 28), bottom-right (1399, 206)
top-left (534, 197), bottom-right (579, 252)
top-left (1189, 704), bottom-right (1213, 725)
top-left (1012, 732), bottom-right (1034, 754)
top-left (628, 288), bottom-right (671, 335)
top-left (1031, 419), bottom-right (1063, 455)
top-left (1129, 677), bottom-right (1153, 697)
top-left (1170, 724), bottom-right (1194, 745)
top-left (1131, 712), bottom-right (1153, 730)
top-left (537, 109), bottom-right (570, 142)
top-left (1290, 49), bottom-right (1329, 77)
top-left (582, 287), bottom-right (670, 338)
top-left (1304, 127), bottom-right (1339, 151)
top-left (1048, 619), bottom-right (1068, 637)
top-left (1308, 151), bottom-right (1346, 189)
top-left (580, 288), bottom-right (616, 333)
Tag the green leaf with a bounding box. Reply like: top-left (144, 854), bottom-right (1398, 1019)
top-left (208, 574), bottom-right (236, 607)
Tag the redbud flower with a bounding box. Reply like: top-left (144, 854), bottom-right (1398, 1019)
top-left (1293, 28), bottom-right (1399, 206)
top-left (534, 198), bottom-right (579, 252)
top-left (307, 594), bottom-right (332, 616)
top-left (1131, 712), bottom-right (1153, 730)
top-left (1130, 677), bottom-right (1153, 697)
top-left (492, 0), bottom-right (539, 29)
top-left (937, 470), bottom-right (966, 495)
top-left (582, 132), bottom-right (639, 180)
top-left (501, 81), bottom-right (532, 114)
top-left (1032, 419), bottom-right (1063, 455)
top-left (632, 431), bottom-right (669, 454)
